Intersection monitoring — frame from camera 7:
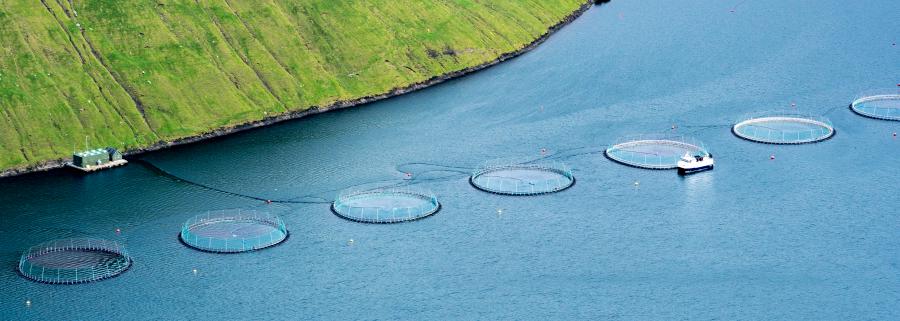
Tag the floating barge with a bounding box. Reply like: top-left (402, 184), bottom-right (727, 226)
top-left (66, 147), bottom-right (128, 173)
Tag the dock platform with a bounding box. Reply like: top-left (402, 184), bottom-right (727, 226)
top-left (67, 159), bottom-right (128, 172)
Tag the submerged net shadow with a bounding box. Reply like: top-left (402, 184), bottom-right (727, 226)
top-left (18, 238), bottom-right (132, 284)
top-left (470, 158), bottom-right (575, 195)
top-left (605, 134), bottom-right (709, 169)
top-left (180, 209), bottom-right (288, 253)
top-left (732, 112), bottom-right (834, 144)
top-left (332, 186), bottom-right (440, 223)
top-left (850, 89), bottom-right (900, 121)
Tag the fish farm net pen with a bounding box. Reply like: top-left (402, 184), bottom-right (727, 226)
top-left (605, 134), bottom-right (710, 169)
top-left (180, 209), bottom-right (288, 253)
top-left (469, 158), bottom-right (575, 195)
top-left (732, 111), bottom-right (834, 144)
top-left (850, 89), bottom-right (900, 121)
top-left (18, 238), bottom-right (132, 285)
top-left (331, 186), bottom-right (441, 223)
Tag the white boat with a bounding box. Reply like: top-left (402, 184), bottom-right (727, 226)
top-left (677, 152), bottom-right (714, 175)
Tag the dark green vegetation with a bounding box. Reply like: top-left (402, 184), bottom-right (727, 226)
top-left (0, 0), bottom-right (588, 173)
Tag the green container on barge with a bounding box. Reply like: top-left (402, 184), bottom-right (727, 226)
top-left (68, 147), bottom-right (127, 172)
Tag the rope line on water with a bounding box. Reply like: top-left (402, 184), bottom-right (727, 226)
top-left (822, 103), bottom-right (849, 116)
top-left (136, 159), bottom-right (330, 204)
top-left (139, 159), bottom-right (460, 206)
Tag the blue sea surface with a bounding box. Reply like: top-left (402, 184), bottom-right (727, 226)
top-left (1, 0), bottom-right (899, 319)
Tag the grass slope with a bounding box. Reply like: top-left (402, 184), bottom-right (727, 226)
top-left (0, 0), bottom-right (586, 172)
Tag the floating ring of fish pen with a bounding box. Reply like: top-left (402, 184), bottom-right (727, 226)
top-left (605, 134), bottom-right (709, 169)
top-left (732, 112), bottom-right (834, 144)
top-left (179, 209), bottom-right (288, 253)
top-left (331, 186), bottom-right (440, 223)
top-left (850, 90), bottom-right (900, 121)
top-left (17, 238), bottom-right (132, 285)
top-left (470, 159), bottom-right (575, 195)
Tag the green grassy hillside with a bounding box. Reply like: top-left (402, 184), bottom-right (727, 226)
top-left (0, 0), bottom-right (587, 172)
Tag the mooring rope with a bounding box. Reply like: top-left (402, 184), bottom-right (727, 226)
top-left (135, 159), bottom-right (331, 204)
top-left (822, 103), bottom-right (849, 116)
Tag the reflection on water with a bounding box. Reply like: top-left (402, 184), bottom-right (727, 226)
top-left (681, 170), bottom-right (716, 210)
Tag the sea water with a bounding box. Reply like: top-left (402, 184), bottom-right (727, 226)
top-left (1, 0), bottom-right (899, 319)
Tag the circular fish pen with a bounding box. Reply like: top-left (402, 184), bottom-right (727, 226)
top-left (17, 238), bottom-right (132, 284)
top-left (605, 134), bottom-right (709, 169)
top-left (732, 112), bottom-right (834, 144)
top-left (332, 186), bottom-right (440, 223)
top-left (180, 209), bottom-right (288, 253)
top-left (850, 90), bottom-right (900, 121)
top-left (470, 158), bottom-right (575, 195)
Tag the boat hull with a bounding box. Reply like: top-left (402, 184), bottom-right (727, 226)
top-left (678, 164), bottom-right (713, 175)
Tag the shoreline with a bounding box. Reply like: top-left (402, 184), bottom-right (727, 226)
top-left (1, 0), bottom-right (599, 178)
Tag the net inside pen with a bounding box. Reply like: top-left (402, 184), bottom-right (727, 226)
top-left (850, 90), bottom-right (900, 121)
top-left (180, 209), bottom-right (288, 253)
top-left (732, 112), bottom-right (834, 144)
top-left (332, 187), bottom-right (440, 223)
top-left (470, 159), bottom-right (575, 195)
top-left (18, 238), bottom-right (132, 284)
